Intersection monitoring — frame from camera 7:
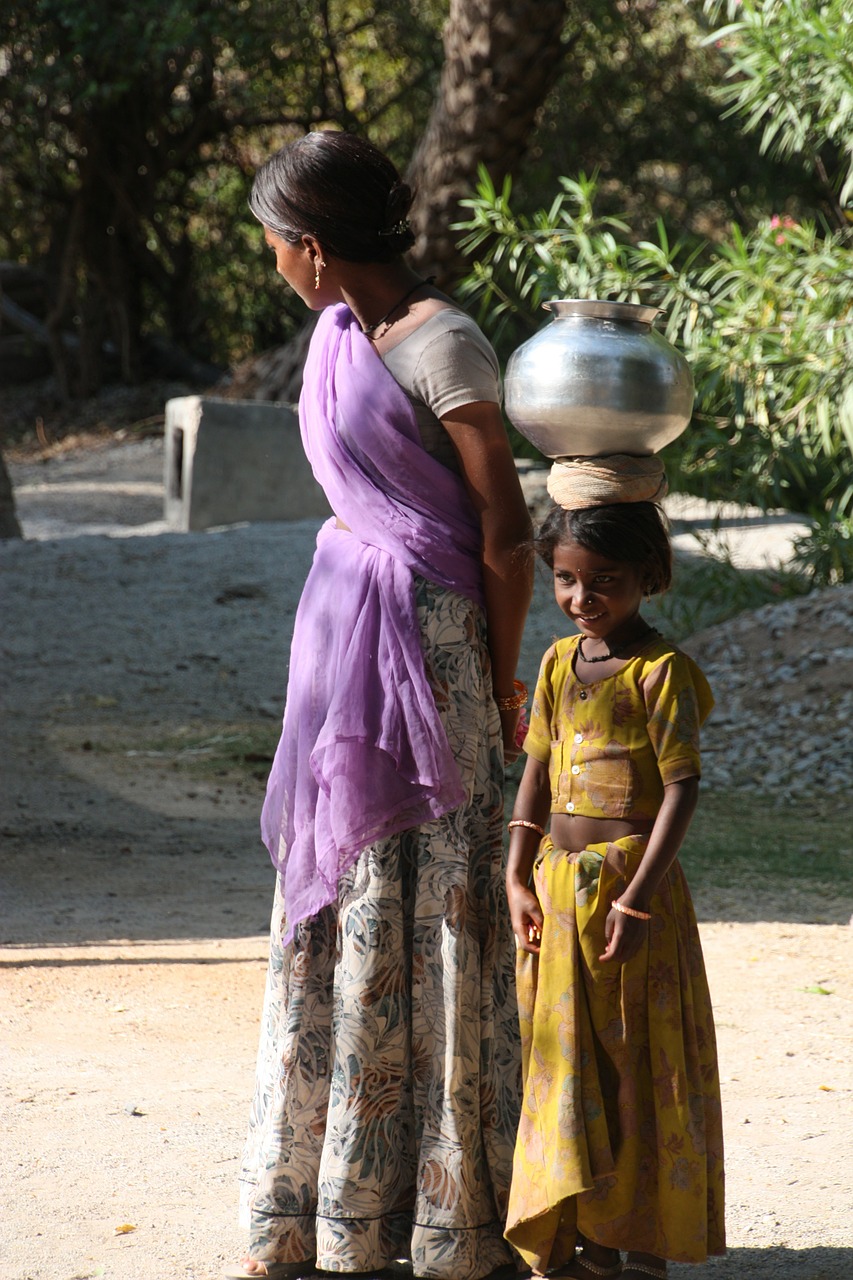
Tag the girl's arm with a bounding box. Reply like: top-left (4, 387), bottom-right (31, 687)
top-left (506, 755), bottom-right (550, 953)
top-left (599, 775), bottom-right (699, 964)
top-left (440, 401), bottom-right (534, 761)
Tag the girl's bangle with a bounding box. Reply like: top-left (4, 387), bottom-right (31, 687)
top-left (508, 819), bottom-right (545, 837)
top-left (612, 899), bottom-right (651, 921)
top-left (496, 679), bottom-right (528, 712)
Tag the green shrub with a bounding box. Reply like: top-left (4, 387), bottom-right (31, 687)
top-left (457, 172), bottom-right (853, 536)
top-left (792, 513), bottom-right (853, 586)
top-left (455, 1), bottom-right (853, 581)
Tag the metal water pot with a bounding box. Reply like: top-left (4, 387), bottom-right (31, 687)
top-left (503, 299), bottom-right (694, 457)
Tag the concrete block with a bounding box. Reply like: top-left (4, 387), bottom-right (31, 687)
top-left (164, 396), bottom-right (331, 531)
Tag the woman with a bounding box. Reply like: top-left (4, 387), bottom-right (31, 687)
top-left (232, 130), bottom-right (533, 1280)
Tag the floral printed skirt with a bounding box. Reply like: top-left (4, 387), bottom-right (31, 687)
top-left (239, 579), bottom-right (521, 1279)
top-left (505, 835), bottom-right (726, 1271)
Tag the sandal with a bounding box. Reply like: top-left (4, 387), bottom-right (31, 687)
top-left (547, 1253), bottom-right (622, 1279)
top-left (223, 1262), bottom-right (316, 1280)
top-left (620, 1268), bottom-right (665, 1280)
top-left (575, 1260), bottom-right (622, 1279)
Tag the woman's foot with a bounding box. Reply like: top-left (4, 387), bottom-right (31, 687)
top-left (223, 1259), bottom-right (315, 1280)
top-left (621, 1254), bottom-right (666, 1280)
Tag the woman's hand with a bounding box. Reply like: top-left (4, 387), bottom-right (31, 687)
top-left (507, 879), bottom-right (543, 954)
top-left (599, 906), bottom-right (649, 965)
top-left (499, 706), bottom-right (522, 763)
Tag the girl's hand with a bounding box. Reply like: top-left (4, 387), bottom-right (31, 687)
top-left (599, 905), bottom-right (649, 965)
top-left (507, 880), bottom-right (543, 954)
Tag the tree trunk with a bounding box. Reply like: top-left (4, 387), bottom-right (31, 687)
top-left (406, 0), bottom-right (570, 288)
top-left (0, 451), bottom-right (23, 540)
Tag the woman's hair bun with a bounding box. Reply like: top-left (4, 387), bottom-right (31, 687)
top-left (250, 131), bottom-right (417, 263)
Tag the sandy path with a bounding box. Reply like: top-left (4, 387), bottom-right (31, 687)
top-left (3, 920), bottom-right (851, 1280)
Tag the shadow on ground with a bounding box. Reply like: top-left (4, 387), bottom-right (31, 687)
top-left (671, 1246), bottom-right (853, 1278)
top-left (1, 723), bottom-right (276, 947)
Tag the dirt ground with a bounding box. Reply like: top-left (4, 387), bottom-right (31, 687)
top-left (1, 438), bottom-right (851, 1280)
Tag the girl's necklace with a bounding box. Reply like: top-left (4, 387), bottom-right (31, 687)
top-left (578, 624), bottom-right (658, 664)
top-left (362, 276), bottom-right (435, 335)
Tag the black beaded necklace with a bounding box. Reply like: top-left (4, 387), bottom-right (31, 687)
top-left (578, 624), bottom-right (658, 664)
top-left (362, 276), bottom-right (435, 335)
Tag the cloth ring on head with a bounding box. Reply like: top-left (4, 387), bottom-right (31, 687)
top-left (547, 454), bottom-right (667, 508)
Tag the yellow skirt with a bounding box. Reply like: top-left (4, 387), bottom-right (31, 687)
top-left (504, 836), bottom-right (725, 1270)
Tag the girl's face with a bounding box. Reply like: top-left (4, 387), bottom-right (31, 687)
top-left (551, 538), bottom-right (646, 641)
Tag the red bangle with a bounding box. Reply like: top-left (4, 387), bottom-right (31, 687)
top-left (612, 899), bottom-right (651, 921)
top-left (496, 679), bottom-right (528, 712)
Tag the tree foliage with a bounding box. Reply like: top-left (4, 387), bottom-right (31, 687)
top-left (705, 0), bottom-right (853, 219)
top-left (3, 0), bottom-right (849, 534)
top-left (510, 0), bottom-right (824, 240)
top-left (3, 0), bottom-right (819, 391)
top-left (0, 0), bottom-right (443, 391)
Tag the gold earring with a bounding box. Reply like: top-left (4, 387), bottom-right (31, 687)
top-left (314, 259), bottom-right (326, 290)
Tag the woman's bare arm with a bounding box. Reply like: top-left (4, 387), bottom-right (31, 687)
top-left (440, 400), bottom-right (533, 759)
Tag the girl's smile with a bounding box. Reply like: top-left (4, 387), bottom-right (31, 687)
top-left (551, 538), bottom-right (647, 649)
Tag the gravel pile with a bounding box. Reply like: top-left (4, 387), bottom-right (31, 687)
top-left (684, 585), bottom-right (853, 797)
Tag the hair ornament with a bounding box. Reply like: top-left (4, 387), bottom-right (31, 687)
top-left (379, 218), bottom-right (412, 238)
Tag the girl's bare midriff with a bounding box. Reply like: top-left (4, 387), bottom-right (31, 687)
top-left (549, 812), bottom-right (655, 851)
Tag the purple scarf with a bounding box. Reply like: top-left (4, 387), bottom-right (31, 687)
top-left (261, 303), bottom-right (485, 938)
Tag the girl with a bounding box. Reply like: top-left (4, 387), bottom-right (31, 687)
top-left (504, 500), bottom-right (725, 1280)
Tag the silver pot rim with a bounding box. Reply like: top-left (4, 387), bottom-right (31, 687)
top-left (543, 298), bottom-right (663, 325)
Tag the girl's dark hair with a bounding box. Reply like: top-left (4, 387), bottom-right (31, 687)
top-left (249, 130), bottom-right (415, 262)
top-left (535, 502), bottom-right (673, 596)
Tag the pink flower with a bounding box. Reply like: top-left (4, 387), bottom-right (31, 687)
top-left (515, 709), bottom-right (530, 750)
top-left (770, 214), bottom-right (798, 244)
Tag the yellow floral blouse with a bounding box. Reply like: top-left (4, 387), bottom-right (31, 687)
top-left (524, 633), bottom-right (715, 821)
